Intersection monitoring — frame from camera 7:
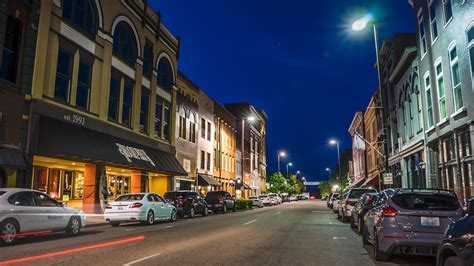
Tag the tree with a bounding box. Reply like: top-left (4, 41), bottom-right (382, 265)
top-left (267, 172), bottom-right (288, 193)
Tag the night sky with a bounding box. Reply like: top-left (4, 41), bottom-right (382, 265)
top-left (150, 1), bottom-right (415, 182)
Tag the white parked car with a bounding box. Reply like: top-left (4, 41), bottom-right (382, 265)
top-left (289, 195), bottom-right (298, 201)
top-left (268, 193), bottom-right (282, 205)
top-left (249, 196), bottom-right (264, 208)
top-left (259, 195), bottom-right (271, 205)
top-left (104, 193), bottom-right (177, 226)
top-left (0, 188), bottom-right (86, 246)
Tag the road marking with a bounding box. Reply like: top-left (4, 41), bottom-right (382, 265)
top-left (332, 237), bottom-right (348, 240)
top-left (243, 219), bottom-right (257, 225)
top-left (125, 229), bottom-right (135, 231)
top-left (312, 210), bottom-right (331, 213)
top-left (162, 225), bottom-right (174, 229)
top-left (123, 252), bottom-right (162, 266)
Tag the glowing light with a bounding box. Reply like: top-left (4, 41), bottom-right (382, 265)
top-left (352, 14), bottom-right (373, 32)
top-left (247, 116), bottom-right (255, 122)
top-left (279, 151), bottom-right (286, 157)
top-left (329, 139), bottom-right (338, 145)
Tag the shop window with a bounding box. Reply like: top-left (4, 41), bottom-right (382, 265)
top-left (1, 17), bottom-right (22, 83)
top-left (154, 100), bottom-right (163, 138)
top-left (142, 42), bottom-right (153, 78)
top-left (108, 72), bottom-right (120, 121)
top-left (107, 175), bottom-right (130, 199)
top-left (48, 169), bottom-right (61, 199)
top-left (33, 167), bottom-right (48, 193)
top-left (76, 59), bottom-right (92, 110)
top-left (113, 22), bottom-right (137, 66)
top-left (55, 49), bottom-right (73, 103)
top-left (62, 171), bottom-right (84, 200)
top-left (157, 57), bottom-right (173, 91)
top-left (62, 0), bottom-right (97, 36)
top-left (163, 105), bottom-right (170, 140)
top-left (140, 87), bottom-right (150, 133)
top-left (122, 78), bottom-right (134, 128)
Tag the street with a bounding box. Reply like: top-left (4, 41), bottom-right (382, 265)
top-left (0, 200), bottom-right (435, 266)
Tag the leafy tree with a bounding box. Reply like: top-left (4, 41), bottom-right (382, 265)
top-left (267, 172), bottom-right (288, 193)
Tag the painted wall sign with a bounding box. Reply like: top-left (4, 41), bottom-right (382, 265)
top-left (116, 143), bottom-right (155, 166)
top-left (63, 113), bottom-right (86, 126)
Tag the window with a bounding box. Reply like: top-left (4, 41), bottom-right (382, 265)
top-left (201, 118), bottom-right (206, 138)
top-left (163, 105), bottom-right (170, 140)
top-left (34, 192), bottom-right (59, 207)
top-left (154, 100), bottom-right (163, 138)
top-left (188, 114), bottom-right (196, 143)
top-left (418, 11), bottom-right (427, 56)
top-left (429, 0), bottom-right (438, 42)
top-left (449, 45), bottom-right (463, 111)
top-left (8, 192), bottom-right (36, 206)
top-left (108, 71), bottom-right (120, 121)
top-left (1, 17), bottom-right (22, 83)
top-left (62, 0), bottom-right (97, 36)
top-left (142, 43), bottom-right (153, 78)
top-left (424, 73), bottom-right (434, 127)
top-left (443, 0), bottom-right (453, 24)
top-left (207, 122), bottom-right (211, 141)
top-left (157, 57), bottom-right (173, 91)
top-left (122, 78), bottom-right (134, 127)
top-left (76, 59), bottom-right (92, 110)
top-left (113, 22), bottom-right (137, 65)
top-left (179, 108), bottom-right (186, 139)
top-left (468, 25), bottom-right (474, 80)
top-left (201, 150), bottom-right (206, 169)
top-left (435, 60), bottom-right (447, 120)
top-left (55, 49), bottom-right (73, 103)
top-left (140, 87), bottom-right (150, 133)
top-left (207, 152), bottom-right (211, 170)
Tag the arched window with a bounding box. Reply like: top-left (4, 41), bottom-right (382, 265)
top-left (188, 112), bottom-right (196, 143)
top-left (113, 22), bottom-right (137, 66)
top-left (157, 57), bottom-right (173, 91)
top-left (62, 0), bottom-right (97, 36)
top-left (178, 106), bottom-right (186, 139)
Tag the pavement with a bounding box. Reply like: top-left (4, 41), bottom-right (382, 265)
top-left (0, 200), bottom-right (436, 266)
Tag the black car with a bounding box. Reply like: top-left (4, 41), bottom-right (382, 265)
top-left (205, 191), bottom-right (236, 213)
top-left (163, 191), bottom-right (209, 218)
top-left (436, 198), bottom-right (474, 266)
top-left (350, 192), bottom-right (378, 234)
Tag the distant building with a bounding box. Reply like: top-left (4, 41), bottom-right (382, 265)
top-left (363, 92), bottom-right (382, 189)
top-left (348, 112), bottom-right (366, 187)
top-left (197, 88), bottom-right (215, 192)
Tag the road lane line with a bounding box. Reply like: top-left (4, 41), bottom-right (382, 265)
top-left (332, 237), bottom-right (348, 240)
top-left (162, 225), bottom-right (174, 229)
top-left (125, 229), bottom-right (135, 231)
top-left (243, 220), bottom-right (257, 225)
top-left (123, 252), bottom-right (162, 266)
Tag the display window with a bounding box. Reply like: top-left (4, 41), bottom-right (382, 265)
top-left (32, 166), bottom-right (84, 201)
top-left (107, 175), bottom-right (130, 199)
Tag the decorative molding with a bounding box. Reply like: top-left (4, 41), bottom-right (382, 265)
top-left (159, 36), bottom-right (177, 55)
top-left (142, 77), bottom-right (150, 89)
top-left (53, 0), bottom-right (61, 8)
top-left (111, 15), bottom-right (142, 57)
top-left (111, 56), bottom-right (135, 79)
top-left (98, 30), bottom-right (113, 43)
top-left (157, 87), bottom-right (171, 102)
top-left (136, 58), bottom-right (143, 66)
top-left (156, 52), bottom-right (176, 83)
top-left (94, 0), bottom-right (104, 29)
top-left (60, 22), bottom-right (96, 54)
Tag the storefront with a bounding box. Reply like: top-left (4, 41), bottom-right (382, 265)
top-left (0, 147), bottom-right (27, 188)
top-left (28, 103), bottom-right (186, 213)
top-left (197, 174), bottom-right (220, 196)
top-left (173, 176), bottom-right (196, 191)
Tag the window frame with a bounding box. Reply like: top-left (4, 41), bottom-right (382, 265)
top-left (156, 57), bottom-right (174, 91)
top-left (467, 22), bottom-right (474, 89)
top-left (428, 0), bottom-right (438, 44)
top-left (54, 48), bottom-right (74, 104)
top-left (448, 42), bottom-right (463, 111)
top-left (424, 71), bottom-right (434, 127)
top-left (62, 0), bottom-right (98, 38)
top-left (435, 58), bottom-right (447, 120)
top-left (140, 86), bottom-right (150, 134)
top-left (442, 0), bottom-right (453, 25)
top-left (418, 9), bottom-right (427, 58)
top-left (1, 16), bottom-right (23, 84)
top-left (113, 22), bottom-right (138, 66)
top-left (76, 52), bottom-right (93, 111)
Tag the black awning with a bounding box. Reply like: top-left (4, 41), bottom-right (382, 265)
top-left (35, 116), bottom-right (187, 175)
top-left (0, 148), bottom-right (26, 169)
top-left (198, 174), bottom-right (221, 186)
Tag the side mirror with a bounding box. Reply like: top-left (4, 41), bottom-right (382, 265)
top-left (468, 199), bottom-right (474, 216)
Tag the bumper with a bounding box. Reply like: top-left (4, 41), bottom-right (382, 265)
top-left (208, 204), bottom-right (223, 209)
top-left (104, 211), bottom-right (146, 222)
top-left (343, 207), bottom-right (354, 217)
top-left (379, 231), bottom-right (443, 256)
top-left (80, 215), bottom-right (87, 227)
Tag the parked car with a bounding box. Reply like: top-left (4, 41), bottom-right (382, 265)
top-left (0, 188), bottom-right (86, 246)
top-left (268, 193), bottom-right (282, 205)
top-left (328, 193), bottom-right (340, 209)
top-left (249, 196), bottom-right (264, 208)
top-left (436, 198), bottom-right (474, 266)
top-left (205, 191), bottom-right (236, 213)
top-left (350, 192), bottom-right (379, 233)
top-left (362, 189), bottom-right (463, 262)
top-left (259, 195), bottom-right (271, 205)
top-left (338, 187), bottom-right (377, 222)
top-left (332, 194), bottom-right (341, 213)
top-left (105, 193), bottom-right (177, 227)
top-left (281, 194), bottom-right (290, 203)
top-left (163, 191), bottom-right (209, 218)
top-left (289, 195), bottom-right (298, 201)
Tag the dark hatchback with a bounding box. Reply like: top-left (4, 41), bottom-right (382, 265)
top-left (350, 192), bottom-right (378, 234)
top-left (163, 191), bottom-right (209, 218)
top-left (205, 191), bottom-right (236, 213)
top-left (436, 198), bottom-right (474, 266)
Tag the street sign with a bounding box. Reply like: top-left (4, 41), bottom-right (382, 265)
top-left (304, 182), bottom-right (320, 186)
top-left (383, 173), bottom-right (393, 185)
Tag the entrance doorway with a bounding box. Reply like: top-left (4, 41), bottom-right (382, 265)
top-left (0, 169), bottom-right (5, 187)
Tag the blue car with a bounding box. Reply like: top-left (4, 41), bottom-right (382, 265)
top-left (436, 198), bottom-right (474, 266)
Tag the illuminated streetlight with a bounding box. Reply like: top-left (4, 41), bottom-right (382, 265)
top-left (277, 151), bottom-right (286, 173)
top-left (286, 162), bottom-right (293, 178)
top-left (351, 14), bottom-right (373, 32)
top-left (329, 139), bottom-right (341, 181)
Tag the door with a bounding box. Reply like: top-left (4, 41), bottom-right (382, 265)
top-left (147, 194), bottom-right (158, 220)
top-left (6, 191), bottom-right (40, 232)
top-left (156, 194), bottom-right (173, 219)
top-left (34, 192), bottom-right (69, 229)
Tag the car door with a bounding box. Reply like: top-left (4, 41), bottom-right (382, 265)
top-left (33, 192), bottom-right (69, 230)
top-left (146, 194), bottom-right (158, 220)
top-left (6, 191), bottom-right (40, 232)
top-left (156, 194), bottom-right (173, 218)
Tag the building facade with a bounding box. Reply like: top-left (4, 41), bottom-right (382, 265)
top-left (348, 112), bottom-right (366, 187)
top-left (363, 93), bottom-right (382, 189)
top-left (197, 88), bottom-right (215, 193)
top-left (410, 0), bottom-right (474, 202)
top-left (28, 0), bottom-right (186, 213)
top-left (0, 0), bottom-right (40, 189)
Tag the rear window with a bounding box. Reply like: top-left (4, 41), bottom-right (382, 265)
top-left (206, 191), bottom-right (225, 197)
top-left (0, 191), bottom-right (6, 196)
top-left (349, 189), bottom-right (377, 199)
top-left (115, 194), bottom-right (144, 201)
top-left (249, 197), bottom-right (258, 200)
top-left (392, 193), bottom-right (460, 211)
top-left (259, 195), bottom-right (267, 199)
top-left (163, 192), bottom-right (177, 199)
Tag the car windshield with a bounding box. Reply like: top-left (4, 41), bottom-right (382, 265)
top-left (249, 197), bottom-right (257, 200)
top-left (348, 189), bottom-right (377, 199)
top-left (392, 193), bottom-right (460, 211)
top-left (206, 191), bottom-right (225, 197)
top-left (0, 191), bottom-right (5, 196)
top-left (163, 192), bottom-right (177, 199)
top-left (115, 194), bottom-right (145, 201)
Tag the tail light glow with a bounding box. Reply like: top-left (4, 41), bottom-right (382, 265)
top-left (382, 206), bottom-right (398, 217)
top-left (105, 204), bottom-right (112, 209)
top-left (129, 202), bottom-right (143, 208)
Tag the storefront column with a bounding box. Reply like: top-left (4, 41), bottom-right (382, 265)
top-left (131, 171), bottom-right (142, 193)
top-left (83, 164), bottom-right (100, 214)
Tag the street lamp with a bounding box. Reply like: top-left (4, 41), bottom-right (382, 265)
top-left (277, 151), bottom-right (286, 173)
top-left (286, 162), bottom-right (293, 178)
top-left (325, 168), bottom-right (332, 177)
top-left (329, 139), bottom-right (341, 181)
top-left (241, 116), bottom-right (256, 190)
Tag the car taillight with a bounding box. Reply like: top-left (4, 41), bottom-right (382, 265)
top-left (105, 203), bottom-right (112, 209)
top-left (382, 206), bottom-right (397, 217)
top-left (129, 202), bottom-right (143, 208)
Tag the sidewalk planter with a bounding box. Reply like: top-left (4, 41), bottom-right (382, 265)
top-left (236, 199), bottom-right (254, 210)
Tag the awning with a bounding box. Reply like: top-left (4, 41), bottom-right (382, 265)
top-left (0, 148), bottom-right (26, 169)
top-left (361, 175), bottom-right (379, 188)
top-left (348, 178), bottom-right (365, 188)
top-left (198, 174), bottom-right (221, 186)
top-left (34, 116), bottom-right (187, 175)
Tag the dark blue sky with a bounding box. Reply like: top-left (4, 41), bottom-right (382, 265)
top-left (151, 1), bottom-right (415, 182)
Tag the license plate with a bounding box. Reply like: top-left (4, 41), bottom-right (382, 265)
top-left (421, 217), bottom-right (440, 227)
top-left (117, 207), bottom-right (123, 211)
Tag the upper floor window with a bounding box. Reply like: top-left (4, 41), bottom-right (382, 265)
top-left (449, 45), bottom-right (463, 111)
top-left (157, 57), bottom-right (173, 91)
top-left (76, 58), bottom-right (92, 110)
top-left (468, 25), bottom-right (474, 80)
top-left (443, 0), bottom-right (453, 24)
top-left (62, 0), bottom-right (97, 36)
top-left (188, 113), bottom-right (196, 143)
top-left (418, 11), bottom-right (427, 56)
top-left (140, 87), bottom-right (150, 133)
top-left (435, 60), bottom-right (447, 120)
top-left (143, 43), bottom-right (153, 78)
top-left (122, 78), bottom-right (134, 128)
top-left (1, 16), bottom-right (22, 83)
top-left (201, 118), bottom-right (206, 138)
top-left (428, 0), bottom-right (438, 42)
top-left (207, 121), bottom-right (211, 141)
top-left (108, 70), bottom-right (120, 121)
top-left (55, 49), bottom-right (73, 103)
top-left (154, 100), bottom-right (163, 139)
top-left (113, 22), bottom-right (137, 66)
top-left (155, 97), bottom-right (170, 141)
top-left (424, 73), bottom-right (434, 127)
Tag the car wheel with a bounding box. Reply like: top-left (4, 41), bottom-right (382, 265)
top-left (202, 206), bottom-right (209, 216)
top-left (342, 214), bottom-right (348, 223)
top-left (0, 219), bottom-right (19, 246)
top-left (110, 221), bottom-right (120, 227)
top-left (222, 204), bottom-right (227, 214)
top-left (362, 224), bottom-right (370, 245)
top-left (374, 233), bottom-right (389, 262)
top-left (169, 209), bottom-right (177, 222)
top-left (65, 216), bottom-right (81, 237)
top-left (337, 211), bottom-right (342, 221)
top-left (443, 256), bottom-right (463, 266)
top-left (350, 216), bottom-right (355, 228)
top-left (141, 210), bottom-right (154, 225)
top-left (188, 207), bottom-right (195, 218)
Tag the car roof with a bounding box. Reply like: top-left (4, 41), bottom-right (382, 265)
top-left (0, 188), bottom-right (40, 194)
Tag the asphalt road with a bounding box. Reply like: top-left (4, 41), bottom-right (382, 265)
top-left (0, 200), bottom-right (436, 266)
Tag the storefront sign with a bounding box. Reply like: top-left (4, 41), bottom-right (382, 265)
top-left (383, 173), bottom-right (393, 185)
top-left (116, 143), bottom-right (155, 166)
top-left (63, 113), bottom-right (86, 126)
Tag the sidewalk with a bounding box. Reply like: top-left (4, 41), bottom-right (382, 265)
top-left (84, 214), bottom-right (108, 228)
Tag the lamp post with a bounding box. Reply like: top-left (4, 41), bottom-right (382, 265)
top-left (277, 151), bottom-right (286, 173)
top-left (352, 14), bottom-right (389, 192)
top-left (325, 168), bottom-right (332, 178)
top-left (240, 116), bottom-right (255, 190)
top-left (286, 162), bottom-right (293, 178)
top-left (329, 139), bottom-right (341, 181)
